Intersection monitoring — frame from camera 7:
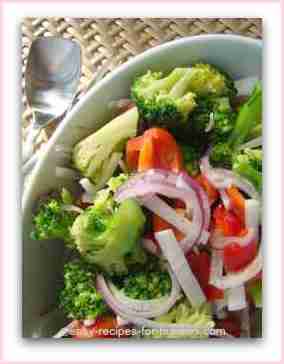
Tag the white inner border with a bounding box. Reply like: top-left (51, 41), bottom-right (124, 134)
top-left (2, 0), bottom-right (282, 363)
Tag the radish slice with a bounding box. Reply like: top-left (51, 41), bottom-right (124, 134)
top-left (234, 76), bottom-right (259, 96)
top-left (155, 229), bottom-right (206, 307)
top-left (227, 285), bottom-right (247, 311)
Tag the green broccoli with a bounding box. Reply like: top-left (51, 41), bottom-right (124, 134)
top-left (73, 107), bottom-right (139, 189)
top-left (59, 260), bottom-right (107, 320)
top-left (131, 64), bottom-right (236, 133)
top-left (112, 257), bottom-right (171, 300)
top-left (149, 299), bottom-right (215, 339)
top-left (93, 173), bottom-right (129, 212)
top-left (210, 81), bottom-right (262, 168)
top-left (71, 198), bottom-right (146, 275)
top-left (31, 191), bottom-right (77, 246)
top-left (180, 144), bottom-right (202, 177)
top-left (233, 148), bottom-right (262, 192)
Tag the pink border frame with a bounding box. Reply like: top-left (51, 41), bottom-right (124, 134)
top-left (0, 0), bottom-right (282, 363)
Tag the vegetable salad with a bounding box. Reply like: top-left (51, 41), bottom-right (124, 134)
top-left (31, 63), bottom-right (262, 339)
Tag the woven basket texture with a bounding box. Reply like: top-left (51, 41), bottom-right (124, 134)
top-left (22, 18), bottom-right (262, 142)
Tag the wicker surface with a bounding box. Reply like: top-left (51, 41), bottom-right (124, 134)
top-left (22, 18), bottom-right (262, 142)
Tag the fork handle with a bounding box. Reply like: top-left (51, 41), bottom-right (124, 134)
top-left (22, 126), bottom-right (41, 163)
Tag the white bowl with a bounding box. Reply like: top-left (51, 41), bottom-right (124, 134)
top-left (22, 34), bottom-right (262, 337)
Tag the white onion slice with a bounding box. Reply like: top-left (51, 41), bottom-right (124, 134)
top-left (141, 195), bottom-right (198, 238)
top-left (210, 228), bottom-right (256, 250)
top-left (83, 319), bottom-right (95, 327)
top-left (245, 199), bottom-right (260, 230)
top-left (219, 189), bottom-right (231, 210)
top-left (227, 285), bottom-right (247, 311)
top-left (155, 229), bottom-right (206, 307)
top-left (212, 299), bottom-right (227, 319)
top-left (234, 76), bottom-right (259, 96)
top-left (53, 322), bottom-right (74, 339)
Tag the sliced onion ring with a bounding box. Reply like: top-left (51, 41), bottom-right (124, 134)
top-left (200, 156), bottom-right (260, 200)
top-left (96, 264), bottom-right (181, 319)
top-left (115, 169), bottom-right (208, 250)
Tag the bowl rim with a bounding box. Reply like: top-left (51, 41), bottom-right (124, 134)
top-left (23, 34), bottom-right (262, 210)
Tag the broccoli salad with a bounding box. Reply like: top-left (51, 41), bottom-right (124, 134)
top-left (31, 63), bottom-right (262, 339)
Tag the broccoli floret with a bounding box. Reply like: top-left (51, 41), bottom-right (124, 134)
top-left (131, 64), bottom-right (236, 134)
top-left (71, 199), bottom-right (146, 276)
top-left (132, 68), bottom-right (197, 126)
top-left (209, 142), bottom-right (234, 169)
top-left (93, 173), bottom-right (129, 212)
top-left (73, 107), bottom-right (139, 189)
top-left (180, 144), bottom-right (202, 176)
top-left (59, 260), bottom-right (107, 320)
top-left (113, 257), bottom-right (171, 300)
top-left (186, 63), bottom-right (237, 98)
top-left (31, 192), bottom-right (77, 246)
top-left (233, 148), bottom-right (262, 192)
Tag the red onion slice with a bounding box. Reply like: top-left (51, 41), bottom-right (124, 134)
top-left (200, 156), bottom-right (260, 200)
top-left (155, 229), bottom-right (206, 307)
top-left (115, 169), bottom-right (206, 250)
top-left (96, 265), bottom-right (181, 319)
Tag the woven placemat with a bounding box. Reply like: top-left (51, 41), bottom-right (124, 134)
top-left (22, 17), bottom-right (262, 143)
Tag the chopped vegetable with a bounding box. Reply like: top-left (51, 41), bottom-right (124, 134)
top-left (233, 148), bottom-right (262, 193)
top-left (155, 229), bottom-right (206, 307)
top-left (126, 128), bottom-right (183, 172)
top-left (131, 64), bottom-right (236, 136)
top-left (73, 107), bottom-right (139, 188)
top-left (59, 260), bottom-right (107, 320)
top-left (113, 257), bottom-right (172, 300)
top-left (152, 299), bottom-right (215, 339)
top-left (31, 192), bottom-right (77, 246)
top-left (210, 82), bottom-right (262, 168)
top-left (71, 198), bottom-right (146, 275)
